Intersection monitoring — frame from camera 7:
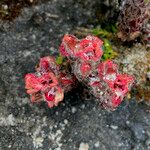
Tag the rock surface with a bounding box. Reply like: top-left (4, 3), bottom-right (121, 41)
top-left (0, 0), bottom-right (150, 150)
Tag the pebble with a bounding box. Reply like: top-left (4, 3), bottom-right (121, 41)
top-left (30, 0), bottom-right (34, 3)
top-left (81, 104), bottom-right (85, 109)
top-left (55, 111), bottom-right (59, 115)
top-left (71, 107), bottom-right (77, 113)
top-left (126, 121), bottom-right (130, 125)
top-left (110, 125), bottom-right (118, 130)
top-left (64, 119), bottom-right (68, 125)
top-left (3, 5), bottom-right (8, 10)
top-left (55, 147), bottom-right (61, 150)
top-left (68, 138), bottom-right (72, 142)
top-left (31, 34), bottom-right (36, 40)
top-left (57, 130), bottom-right (62, 134)
top-left (79, 143), bottom-right (89, 150)
top-left (94, 141), bottom-right (100, 148)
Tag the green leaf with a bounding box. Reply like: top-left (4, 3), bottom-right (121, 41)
top-left (56, 55), bottom-right (64, 65)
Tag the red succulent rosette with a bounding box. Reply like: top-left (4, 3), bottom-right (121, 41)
top-left (74, 35), bottom-right (103, 62)
top-left (98, 60), bottom-right (134, 109)
top-left (102, 74), bottom-right (134, 109)
top-left (80, 62), bottom-right (91, 77)
top-left (44, 86), bottom-right (64, 108)
top-left (98, 60), bottom-right (118, 86)
top-left (25, 56), bottom-right (76, 108)
top-left (110, 74), bottom-right (135, 95)
top-left (36, 56), bottom-right (59, 74)
top-left (59, 34), bottom-right (103, 62)
top-left (25, 72), bottom-right (64, 107)
top-left (59, 34), bottom-right (79, 58)
top-left (101, 91), bottom-right (123, 110)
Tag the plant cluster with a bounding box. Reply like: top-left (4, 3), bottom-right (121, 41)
top-left (25, 34), bottom-right (134, 110)
top-left (117, 0), bottom-right (150, 41)
top-left (25, 56), bottom-right (76, 108)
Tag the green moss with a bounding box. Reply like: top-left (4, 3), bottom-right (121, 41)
top-left (92, 28), bottom-right (112, 38)
top-left (92, 26), bottom-right (118, 61)
top-left (56, 55), bottom-right (64, 65)
top-left (101, 39), bottom-right (118, 61)
top-left (92, 25), bottom-right (117, 38)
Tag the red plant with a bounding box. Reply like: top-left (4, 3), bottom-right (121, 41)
top-left (74, 36), bottom-right (103, 61)
top-left (59, 34), bottom-right (103, 61)
top-left (25, 56), bottom-right (75, 108)
top-left (80, 62), bottom-right (91, 77)
top-left (36, 56), bottom-right (59, 74)
top-left (25, 34), bottom-right (135, 110)
top-left (59, 34), bottom-right (79, 58)
top-left (59, 34), bottom-right (135, 110)
top-left (98, 60), bottom-right (118, 85)
top-left (25, 72), bottom-right (64, 108)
